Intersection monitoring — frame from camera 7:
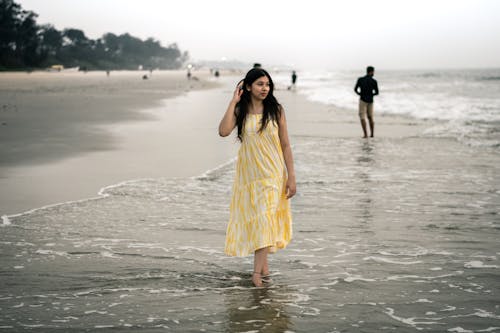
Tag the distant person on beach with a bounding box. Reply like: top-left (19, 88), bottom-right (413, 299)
top-left (219, 68), bottom-right (296, 287)
top-left (354, 66), bottom-right (379, 138)
top-left (288, 70), bottom-right (297, 90)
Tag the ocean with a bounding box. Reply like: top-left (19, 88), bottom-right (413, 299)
top-left (1, 71), bottom-right (499, 332)
top-left (274, 68), bottom-right (500, 149)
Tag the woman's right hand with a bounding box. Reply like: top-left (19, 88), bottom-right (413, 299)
top-left (232, 80), bottom-right (244, 104)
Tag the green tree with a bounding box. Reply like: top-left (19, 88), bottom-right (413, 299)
top-left (0, 0), bottom-right (42, 68)
top-left (0, 0), bottom-right (188, 70)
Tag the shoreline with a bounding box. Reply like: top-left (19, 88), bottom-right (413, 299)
top-left (0, 71), bottom-right (440, 216)
top-left (1, 72), bottom-right (499, 332)
top-left (0, 70), bottom-right (227, 215)
top-left (0, 70), bottom-right (217, 167)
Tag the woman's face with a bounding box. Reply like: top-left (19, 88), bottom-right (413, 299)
top-left (248, 75), bottom-right (270, 100)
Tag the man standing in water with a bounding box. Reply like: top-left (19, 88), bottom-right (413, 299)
top-left (354, 66), bottom-right (379, 138)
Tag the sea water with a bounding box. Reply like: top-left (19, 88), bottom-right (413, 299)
top-left (274, 68), bottom-right (500, 148)
top-left (1, 75), bottom-right (499, 332)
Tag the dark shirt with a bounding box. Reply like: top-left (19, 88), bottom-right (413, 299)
top-left (354, 75), bottom-right (379, 103)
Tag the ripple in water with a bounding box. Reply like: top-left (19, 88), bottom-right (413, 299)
top-left (1, 134), bottom-right (499, 331)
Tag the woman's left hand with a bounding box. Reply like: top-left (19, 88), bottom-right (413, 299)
top-left (286, 177), bottom-right (296, 199)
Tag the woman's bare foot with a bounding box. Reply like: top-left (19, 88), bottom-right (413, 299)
top-left (252, 272), bottom-right (263, 287)
top-left (261, 274), bottom-right (272, 283)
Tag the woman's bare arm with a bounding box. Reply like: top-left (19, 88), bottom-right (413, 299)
top-left (219, 81), bottom-right (243, 137)
top-left (278, 107), bottom-right (296, 199)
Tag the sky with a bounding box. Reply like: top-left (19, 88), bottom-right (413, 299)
top-left (18, 0), bottom-right (500, 70)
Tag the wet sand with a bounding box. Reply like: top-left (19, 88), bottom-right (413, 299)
top-left (0, 71), bottom-right (429, 216)
top-left (0, 74), bottom-right (499, 332)
top-left (0, 70), bottom-right (222, 215)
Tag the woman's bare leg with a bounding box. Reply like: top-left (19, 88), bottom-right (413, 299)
top-left (252, 247), bottom-right (269, 287)
top-left (262, 250), bottom-right (270, 276)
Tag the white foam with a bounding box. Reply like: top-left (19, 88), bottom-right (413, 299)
top-left (478, 328), bottom-right (500, 332)
top-left (35, 249), bottom-right (69, 257)
top-left (379, 249), bottom-right (429, 257)
top-left (178, 246), bottom-right (217, 255)
top-left (100, 251), bottom-right (119, 258)
top-left (448, 328), bottom-right (473, 333)
top-left (472, 309), bottom-right (500, 320)
top-left (441, 305), bottom-right (457, 312)
top-left (194, 157), bottom-right (237, 181)
top-left (344, 275), bottom-right (376, 283)
top-left (238, 306), bottom-right (259, 311)
top-left (300, 261), bottom-right (318, 269)
top-left (384, 308), bottom-right (441, 329)
top-left (464, 261), bottom-right (499, 269)
top-left (322, 280), bottom-right (339, 286)
top-left (387, 271), bottom-right (463, 281)
top-left (85, 310), bottom-right (108, 315)
top-left (334, 252), bottom-right (365, 258)
top-left (1, 215), bottom-right (11, 226)
top-left (364, 256), bottom-right (422, 265)
top-left (303, 307), bottom-right (320, 316)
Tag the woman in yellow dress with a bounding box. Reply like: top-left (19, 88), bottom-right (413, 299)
top-left (218, 68), bottom-right (296, 287)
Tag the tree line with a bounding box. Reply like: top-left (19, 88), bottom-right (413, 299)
top-left (0, 0), bottom-right (188, 71)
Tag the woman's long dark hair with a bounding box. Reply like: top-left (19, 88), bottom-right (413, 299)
top-left (235, 68), bottom-right (281, 142)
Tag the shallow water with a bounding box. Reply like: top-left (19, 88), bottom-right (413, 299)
top-left (1, 130), bottom-right (499, 331)
top-left (274, 68), bottom-right (500, 149)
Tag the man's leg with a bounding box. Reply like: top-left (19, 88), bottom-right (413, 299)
top-left (368, 117), bottom-right (374, 137)
top-left (360, 119), bottom-right (368, 138)
top-left (359, 100), bottom-right (368, 138)
top-left (367, 103), bottom-right (374, 137)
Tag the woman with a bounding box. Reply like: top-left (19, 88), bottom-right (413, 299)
top-left (219, 68), bottom-right (296, 287)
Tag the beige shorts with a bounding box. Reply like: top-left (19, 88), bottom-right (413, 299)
top-left (359, 100), bottom-right (374, 119)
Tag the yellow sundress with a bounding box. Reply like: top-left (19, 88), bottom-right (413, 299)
top-left (225, 113), bottom-right (292, 257)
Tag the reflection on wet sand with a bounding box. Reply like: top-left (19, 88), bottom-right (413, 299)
top-left (355, 140), bottom-right (376, 226)
top-left (224, 282), bottom-right (293, 332)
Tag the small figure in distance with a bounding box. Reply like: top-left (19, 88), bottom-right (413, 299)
top-left (253, 63), bottom-right (262, 69)
top-left (354, 66), bottom-right (379, 138)
top-left (214, 69), bottom-right (220, 77)
top-left (288, 70), bottom-right (297, 90)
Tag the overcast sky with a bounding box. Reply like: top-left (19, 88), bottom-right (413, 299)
top-left (18, 0), bottom-right (500, 70)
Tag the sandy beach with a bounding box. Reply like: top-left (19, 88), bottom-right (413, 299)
top-left (0, 70), bottom-right (427, 216)
top-left (0, 71), bottom-right (499, 332)
top-left (0, 70), bottom-right (226, 215)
